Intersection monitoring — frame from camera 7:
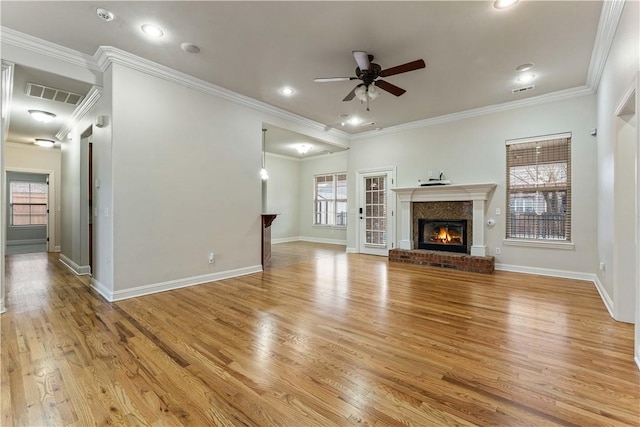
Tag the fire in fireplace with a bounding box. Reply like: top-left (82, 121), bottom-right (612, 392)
top-left (418, 219), bottom-right (468, 253)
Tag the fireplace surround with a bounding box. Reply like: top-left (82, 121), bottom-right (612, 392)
top-left (392, 183), bottom-right (496, 257)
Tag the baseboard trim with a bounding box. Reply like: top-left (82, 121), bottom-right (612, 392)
top-left (90, 278), bottom-right (113, 302)
top-left (591, 274), bottom-right (615, 319)
top-left (0, 301), bottom-right (5, 314)
top-left (272, 236), bottom-right (301, 244)
top-left (495, 263), bottom-right (615, 320)
top-left (7, 238), bottom-right (47, 246)
top-left (272, 236), bottom-right (347, 246)
top-left (635, 354), bottom-right (640, 371)
top-left (107, 265), bottom-right (263, 302)
top-left (346, 247), bottom-right (358, 254)
top-left (495, 263), bottom-right (594, 281)
top-left (53, 246), bottom-right (61, 253)
top-left (59, 254), bottom-right (91, 276)
top-left (299, 237), bottom-right (346, 246)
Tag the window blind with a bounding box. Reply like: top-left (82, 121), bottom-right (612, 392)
top-left (505, 134), bottom-right (571, 241)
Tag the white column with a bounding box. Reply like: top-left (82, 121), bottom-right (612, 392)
top-left (398, 200), bottom-right (412, 249)
top-left (470, 199), bottom-right (487, 256)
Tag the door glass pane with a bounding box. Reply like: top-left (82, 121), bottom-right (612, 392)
top-left (364, 175), bottom-right (387, 247)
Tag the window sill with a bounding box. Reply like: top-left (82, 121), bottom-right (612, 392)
top-left (503, 239), bottom-right (575, 250)
top-left (312, 225), bottom-right (346, 230)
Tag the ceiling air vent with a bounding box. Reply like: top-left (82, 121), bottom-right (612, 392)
top-left (25, 82), bottom-right (84, 106)
top-left (511, 85), bottom-right (536, 94)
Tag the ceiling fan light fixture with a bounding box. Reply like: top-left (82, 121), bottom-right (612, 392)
top-left (34, 138), bottom-right (55, 148)
top-left (494, 0), bottom-right (519, 9)
top-left (28, 110), bottom-right (56, 123)
top-left (368, 84), bottom-right (380, 100)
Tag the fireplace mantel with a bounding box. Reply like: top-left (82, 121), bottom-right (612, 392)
top-left (391, 183), bottom-right (496, 256)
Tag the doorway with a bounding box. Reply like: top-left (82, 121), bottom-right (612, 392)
top-left (357, 167), bottom-right (396, 256)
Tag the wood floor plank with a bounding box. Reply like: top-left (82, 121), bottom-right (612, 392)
top-left (1, 246), bottom-right (639, 426)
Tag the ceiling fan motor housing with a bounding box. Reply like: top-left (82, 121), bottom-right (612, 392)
top-left (356, 63), bottom-right (382, 86)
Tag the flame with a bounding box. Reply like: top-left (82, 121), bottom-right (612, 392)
top-left (437, 227), bottom-right (452, 243)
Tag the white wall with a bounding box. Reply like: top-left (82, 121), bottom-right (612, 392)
top-left (348, 94), bottom-right (598, 275)
top-left (264, 153), bottom-right (300, 241)
top-left (596, 0), bottom-right (639, 324)
top-left (109, 63), bottom-right (262, 290)
top-left (5, 142), bottom-right (61, 250)
top-left (299, 152), bottom-right (348, 245)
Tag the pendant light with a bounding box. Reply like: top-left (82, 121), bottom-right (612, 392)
top-left (260, 128), bottom-right (269, 180)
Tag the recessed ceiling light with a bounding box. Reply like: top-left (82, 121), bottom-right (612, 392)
top-left (347, 117), bottom-right (362, 125)
top-left (34, 139), bottom-right (55, 148)
top-left (494, 0), bottom-right (519, 9)
top-left (181, 43), bottom-right (201, 54)
top-left (280, 87), bottom-right (295, 96)
top-left (515, 62), bottom-right (535, 72)
top-left (28, 110), bottom-right (56, 123)
top-left (141, 24), bottom-right (164, 38)
top-left (516, 73), bottom-right (536, 84)
top-left (96, 8), bottom-right (115, 22)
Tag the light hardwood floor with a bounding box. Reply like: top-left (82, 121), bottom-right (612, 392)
top-left (1, 245), bottom-right (639, 426)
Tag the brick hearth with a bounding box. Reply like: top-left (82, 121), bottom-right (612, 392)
top-left (389, 248), bottom-right (495, 274)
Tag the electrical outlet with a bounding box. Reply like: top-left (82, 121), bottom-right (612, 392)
top-left (599, 262), bottom-right (605, 271)
top-left (496, 208), bottom-right (501, 215)
top-left (495, 247), bottom-right (501, 255)
top-left (208, 252), bottom-right (215, 264)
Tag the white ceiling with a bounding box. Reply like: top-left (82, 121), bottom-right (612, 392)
top-left (1, 1), bottom-right (604, 155)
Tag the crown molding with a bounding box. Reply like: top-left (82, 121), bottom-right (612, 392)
top-left (586, 0), bottom-right (626, 92)
top-left (94, 46), bottom-right (350, 142)
top-left (351, 85), bottom-right (595, 141)
top-left (0, 26), bottom-right (100, 72)
top-left (56, 86), bottom-right (103, 140)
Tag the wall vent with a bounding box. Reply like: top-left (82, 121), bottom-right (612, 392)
top-left (511, 85), bottom-right (536, 94)
top-left (25, 82), bottom-right (84, 106)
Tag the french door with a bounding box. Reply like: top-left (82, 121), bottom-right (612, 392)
top-left (357, 168), bottom-right (395, 256)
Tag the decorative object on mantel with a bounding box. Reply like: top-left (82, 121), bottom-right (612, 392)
top-left (417, 171), bottom-right (451, 186)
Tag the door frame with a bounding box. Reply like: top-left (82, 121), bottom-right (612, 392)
top-left (4, 167), bottom-right (56, 253)
top-left (355, 166), bottom-right (396, 256)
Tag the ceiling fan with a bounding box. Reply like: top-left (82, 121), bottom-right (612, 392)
top-left (314, 51), bottom-right (426, 110)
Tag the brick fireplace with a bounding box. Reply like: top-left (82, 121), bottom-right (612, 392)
top-left (390, 183), bottom-right (497, 274)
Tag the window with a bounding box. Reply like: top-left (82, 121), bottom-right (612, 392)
top-left (314, 173), bottom-right (347, 226)
top-left (9, 181), bottom-right (48, 226)
top-left (506, 133), bottom-right (571, 241)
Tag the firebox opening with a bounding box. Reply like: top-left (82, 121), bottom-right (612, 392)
top-left (418, 219), bottom-right (468, 253)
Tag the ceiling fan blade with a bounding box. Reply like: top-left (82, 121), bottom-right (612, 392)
top-left (314, 77), bottom-right (357, 83)
top-left (343, 86), bottom-right (358, 101)
top-left (375, 80), bottom-right (406, 96)
top-left (379, 59), bottom-right (426, 77)
top-left (353, 51), bottom-right (370, 71)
